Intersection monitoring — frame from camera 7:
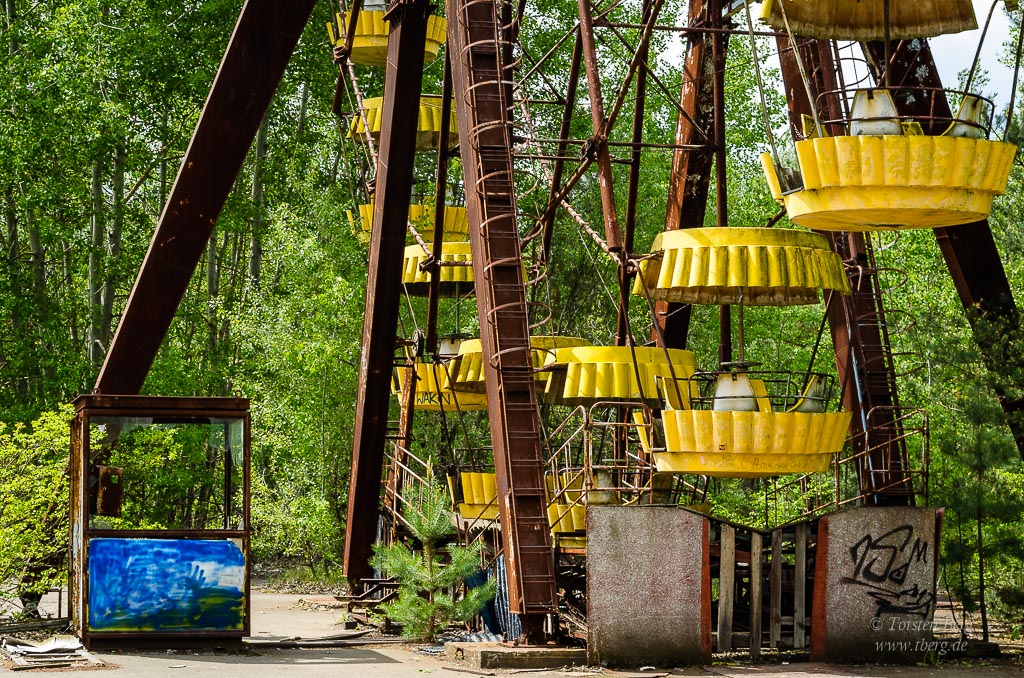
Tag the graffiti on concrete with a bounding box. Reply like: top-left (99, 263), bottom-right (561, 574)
top-left (840, 525), bottom-right (933, 618)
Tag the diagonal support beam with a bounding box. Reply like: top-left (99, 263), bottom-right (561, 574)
top-left (343, 0), bottom-right (433, 589)
top-left (618, 0), bottom-right (653, 345)
top-left (94, 0), bottom-right (316, 395)
top-left (425, 54), bottom-right (454, 355)
top-left (577, 0), bottom-right (623, 253)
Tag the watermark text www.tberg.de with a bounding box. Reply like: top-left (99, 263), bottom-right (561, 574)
top-left (874, 639), bottom-right (968, 656)
top-left (870, 617), bottom-right (966, 655)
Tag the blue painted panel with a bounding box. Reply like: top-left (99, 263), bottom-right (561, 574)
top-left (87, 538), bottom-right (245, 632)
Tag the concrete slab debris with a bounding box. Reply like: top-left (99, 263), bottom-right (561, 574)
top-left (445, 642), bottom-right (587, 670)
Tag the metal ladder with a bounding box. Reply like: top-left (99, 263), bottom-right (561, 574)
top-left (449, 0), bottom-right (557, 631)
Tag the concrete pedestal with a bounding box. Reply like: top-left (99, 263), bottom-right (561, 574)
top-left (587, 506), bottom-right (711, 667)
top-left (811, 506), bottom-right (944, 663)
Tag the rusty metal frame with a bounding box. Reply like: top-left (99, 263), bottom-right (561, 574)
top-left (343, 0), bottom-right (434, 590)
top-left (70, 395), bottom-right (251, 648)
top-left (539, 30), bottom-right (583, 263)
top-left (653, 0), bottom-right (715, 349)
top-left (576, 0), bottom-right (625, 256)
top-left (616, 0), bottom-right (653, 345)
top-left (520, 0), bottom-right (702, 346)
top-left (94, 0), bottom-right (316, 395)
top-left (532, 0), bottom-right (672, 263)
top-left (862, 38), bottom-right (1024, 457)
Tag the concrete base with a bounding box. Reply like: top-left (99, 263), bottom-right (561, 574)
top-left (587, 506), bottom-right (711, 667)
top-left (811, 506), bottom-right (943, 663)
top-left (445, 642), bottom-right (587, 669)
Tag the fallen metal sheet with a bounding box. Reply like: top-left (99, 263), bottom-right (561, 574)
top-left (4, 635), bottom-right (82, 653)
top-left (2, 635), bottom-right (104, 671)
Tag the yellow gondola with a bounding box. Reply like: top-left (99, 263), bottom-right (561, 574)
top-left (451, 469), bottom-right (594, 550)
top-left (657, 407), bottom-right (852, 478)
top-left (542, 346), bottom-right (697, 406)
top-left (761, 126), bottom-right (1016, 231)
top-left (327, 11), bottom-right (447, 68)
top-left (349, 95), bottom-right (458, 150)
top-left (758, 0), bottom-right (976, 41)
top-left (453, 471), bottom-right (499, 521)
top-left (447, 336), bottom-right (591, 393)
top-left (761, 81), bottom-right (1016, 231)
top-left (634, 227), bottom-right (850, 305)
top-left (348, 203), bottom-right (469, 245)
top-left (546, 472), bottom-right (587, 550)
top-left (401, 242), bottom-right (473, 296)
top-left (392, 361), bottom-right (487, 411)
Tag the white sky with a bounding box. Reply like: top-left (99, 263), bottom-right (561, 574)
top-left (929, 0), bottom-right (1016, 107)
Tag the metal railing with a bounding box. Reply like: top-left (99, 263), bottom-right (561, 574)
top-left (814, 86), bottom-right (996, 139)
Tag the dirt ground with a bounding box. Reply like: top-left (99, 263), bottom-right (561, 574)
top-left (4, 590), bottom-right (1024, 677)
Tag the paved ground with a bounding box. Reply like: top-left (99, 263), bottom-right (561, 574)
top-left (4, 591), bottom-right (1024, 677)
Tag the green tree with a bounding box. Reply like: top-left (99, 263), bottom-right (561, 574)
top-left (370, 473), bottom-right (495, 641)
top-left (929, 316), bottom-right (1024, 639)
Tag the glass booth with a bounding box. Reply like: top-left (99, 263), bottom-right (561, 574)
top-left (70, 396), bottom-right (250, 647)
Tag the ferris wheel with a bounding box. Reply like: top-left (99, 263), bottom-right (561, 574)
top-left (88, 0), bottom-right (1024, 652)
top-left (326, 0), bottom-right (1023, 642)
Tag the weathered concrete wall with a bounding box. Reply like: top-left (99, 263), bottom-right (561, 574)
top-left (587, 506), bottom-right (710, 667)
top-left (811, 506), bottom-right (944, 663)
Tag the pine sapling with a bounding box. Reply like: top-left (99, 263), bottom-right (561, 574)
top-left (371, 472), bottom-right (496, 640)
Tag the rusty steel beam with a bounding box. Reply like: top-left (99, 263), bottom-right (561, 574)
top-left (709, 0), bottom-right (727, 231)
top-left (709, 0), bottom-right (732, 365)
top-left (862, 39), bottom-right (1024, 455)
top-left (577, 0), bottom-right (624, 254)
top-left (935, 225), bottom-right (1024, 454)
top-left (653, 0), bottom-right (714, 349)
top-left (93, 0), bottom-right (316, 395)
top-left (776, 35), bottom-right (913, 504)
top-left (343, 0), bottom-right (432, 590)
top-left (447, 0), bottom-right (557, 642)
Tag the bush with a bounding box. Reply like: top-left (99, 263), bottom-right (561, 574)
top-left (250, 474), bottom-right (343, 577)
top-left (0, 407), bottom-right (71, 618)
